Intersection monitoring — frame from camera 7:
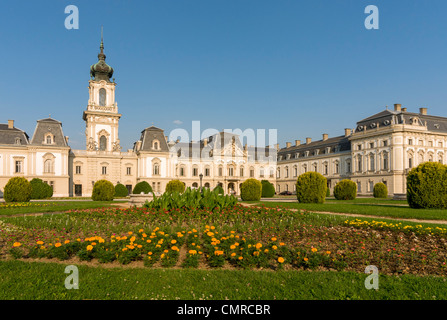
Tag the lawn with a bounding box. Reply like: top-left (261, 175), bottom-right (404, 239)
top-left (0, 200), bottom-right (126, 216)
top-left (248, 198), bottom-right (447, 222)
top-left (1, 203), bottom-right (446, 300)
top-left (0, 259), bottom-right (446, 300)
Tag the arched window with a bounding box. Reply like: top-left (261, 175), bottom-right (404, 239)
top-left (153, 164), bottom-right (160, 175)
top-left (369, 153), bottom-right (375, 171)
top-left (45, 133), bottom-right (53, 145)
top-left (153, 140), bottom-right (159, 150)
top-left (99, 88), bottom-right (107, 106)
top-left (44, 159), bottom-right (53, 173)
top-left (99, 135), bottom-right (107, 151)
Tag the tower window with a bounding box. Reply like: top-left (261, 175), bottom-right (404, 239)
top-left (99, 88), bottom-right (107, 106)
top-left (99, 135), bottom-right (107, 151)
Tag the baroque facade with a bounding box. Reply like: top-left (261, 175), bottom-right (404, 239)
top-left (0, 40), bottom-right (276, 197)
top-left (276, 104), bottom-right (447, 198)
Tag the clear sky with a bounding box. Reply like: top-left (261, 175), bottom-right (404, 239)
top-left (1, 0), bottom-right (447, 150)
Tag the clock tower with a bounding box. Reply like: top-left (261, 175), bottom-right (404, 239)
top-left (82, 33), bottom-right (121, 152)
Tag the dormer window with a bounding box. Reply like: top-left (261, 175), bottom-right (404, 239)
top-left (15, 137), bottom-right (21, 145)
top-left (44, 133), bottom-right (54, 145)
top-left (152, 140), bottom-right (160, 150)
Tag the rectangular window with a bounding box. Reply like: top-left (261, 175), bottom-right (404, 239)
top-left (180, 167), bottom-right (184, 176)
top-left (219, 167), bottom-right (223, 177)
top-left (228, 167), bottom-right (234, 177)
top-left (192, 168), bottom-right (198, 176)
top-left (335, 163), bottom-right (339, 174)
top-left (357, 182), bottom-right (361, 193)
top-left (383, 140), bottom-right (388, 147)
top-left (15, 160), bottom-right (22, 173)
top-left (357, 144), bottom-right (362, 150)
top-left (408, 139), bottom-right (413, 145)
top-left (126, 167), bottom-right (131, 175)
top-left (369, 181), bottom-right (374, 192)
top-left (102, 166), bottom-right (107, 175)
top-left (250, 169), bottom-right (254, 177)
top-left (75, 165), bottom-right (81, 174)
top-left (205, 168), bottom-right (210, 176)
top-left (74, 184), bottom-right (82, 197)
top-left (240, 168), bottom-right (244, 177)
top-left (369, 142), bottom-right (374, 149)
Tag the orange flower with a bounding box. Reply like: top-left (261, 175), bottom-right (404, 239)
top-left (13, 242), bottom-right (21, 247)
top-left (86, 245), bottom-right (93, 251)
top-left (55, 243), bottom-right (62, 248)
top-left (278, 257), bottom-right (285, 263)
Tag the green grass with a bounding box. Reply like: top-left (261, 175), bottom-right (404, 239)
top-left (0, 260), bottom-right (445, 300)
top-left (0, 201), bottom-right (125, 216)
top-left (248, 199), bottom-right (447, 222)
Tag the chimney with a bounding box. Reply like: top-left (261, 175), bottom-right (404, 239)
top-left (295, 140), bottom-right (301, 146)
top-left (7, 120), bottom-right (14, 129)
top-left (344, 128), bottom-right (351, 137)
top-left (165, 135), bottom-right (168, 142)
top-left (306, 137), bottom-right (312, 144)
top-left (65, 136), bottom-right (69, 144)
top-left (322, 133), bottom-right (328, 141)
top-left (402, 107), bottom-right (407, 112)
top-left (394, 104), bottom-right (402, 112)
top-left (419, 107), bottom-right (427, 115)
top-left (275, 143), bottom-right (279, 150)
top-left (203, 138), bottom-right (208, 146)
top-left (286, 142), bottom-right (291, 148)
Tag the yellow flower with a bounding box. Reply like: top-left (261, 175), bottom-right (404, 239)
top-left (148, 252), bottom-right (153, 256)
top-left (303, 257), bottom-right (309, 262)
top-left (278, 257), bottom-right (285, 263)
top-left (214, 250), bottom-right (224, 256)
top-left (253, 251), bottom-right (259, 256)
top-left (128, 231), bottom-right (133, 235)
top-left (279, 242), bottom-right (285, 246)
top-left (55, 243), bottom-right (62, 248)
top-left (230, 245), bottom-right (236, 250)
top-left (311, 247), bottom-right (318, 253)
top-left (255, 243), bottom-right (262, 249)
top-left (207, 232), bottom-right (214, 237)
top-left (272, 245), bottom-right (277, 250)
top-left (122, 248), bottom-right (128, 252)
top-left (171, 239), bottom-right (177, 244)
top-left (238, 256), bottom-right (243, 260)
top-left (172, 246), bottom-right (179, 251)
top-left (139, 229), bottom-right (144, 233)
top-left (271, 237), bottom-right (277, 241)
top-left (231, 252), bottom-right (236, 257)
top-left (13, 242), bottom-right (21, 247)
top-left (64, 240), bottom-right (70, 244)
top-left (86, 245), bottom-right (93, 251)
top-left (189, 250), bottom-right (197, 255)
top-left (36, 241), bottom-right (44, 245)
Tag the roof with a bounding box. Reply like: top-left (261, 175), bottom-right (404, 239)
top-left (30, 117), bottom-right (68, 147)
top-left (137, 125), bottom-right (170, 152)
top-left (0, 124), bottom-right (29, 146)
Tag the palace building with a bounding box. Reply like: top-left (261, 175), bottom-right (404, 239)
top-left (0, 39), bottom-right (276, 197)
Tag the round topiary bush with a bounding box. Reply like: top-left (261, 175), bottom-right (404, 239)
top-left (373, 182), bottom-right (388, 199)
top-left (30, 178), bottom-right (53, 199)
top-left (240, 178), bottom-right (262, 201)
top-left (261, 180), bottom-right (275, 198)
top-left (333, 180), bottom-right (357, 200)
top-left (295, 172), bottom-right (327, 204)
top-left (132, 181), bottom-right (153, 194)
top-left (92, 180), bottom-right (115, 201)
top-left (165, 179), bottom-right (186, 194)
top-left (407, 162), bottom-right (447, 209)
top-left (4, 177), bottom-right (32, 202)
top-left (114, 183), bottom-right (129, 197)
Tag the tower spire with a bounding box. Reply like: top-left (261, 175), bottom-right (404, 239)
top-left (100, 26), bottom-right (104, 53)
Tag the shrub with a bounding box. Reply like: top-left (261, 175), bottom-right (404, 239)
top-left (407, 162), bottom-right (447, 209)
top-left (333, 180), bottom-right (357, 200)
top-left (165, 179), bottom-right (185, 194)
top-left (114, 183), bottom-right (128, 197)
top-left (30, 178), bottom-right (53, 199)
top-left (92, 180), bottom-right (115, 201)
top-left (133, 181), bottom-right (153, 194)
top-left (373, 182), bottom-right (388, 198)
top-left (261, 180), bottom-right (275, 198)
top-left (295, 172), bottom-right (327, 204)
top-left (240, 178), bottom-right (262, 201)
top-left (326, 188), bottom-right (330, 197)
top-left (213, 185), bottom-right (224, 195)
top-left (3, 177), bottom-right (32, 202)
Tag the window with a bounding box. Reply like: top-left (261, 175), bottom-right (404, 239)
top-left (154, 164), bottom-right (160, 175)
top-left (44, 159), bottom-right (54, 173)
top-left (346, 160), bottom-right (351, 173)
top-left (250, 168), bottom-right (255, 178)
top-left (409, 156), bottom-right (413, 168)
top-left (99, 135), bottom-right (107, 151)
top-left (357, 182), bottom-right (362, 193)
top-left (179, 167), bottom-right (185, 177)
top-left (383, 152), bottom-right (389, 170)
top-left (285, 167), bottom-right (289, 178)
top-left (228, 167), bottom-right (234, 177)
top-left (75, 165), bottom-right (82, 174)
top-left (205, 168), bottom-right (210, 176)
top-left (429, 141), bottom-right (433, 147)
top-left (126, 185), bottom-right (132, 195)
top-left (369, 181), bottom-right (374, 192)
top-left (293, 166), bottom-right (298, 177)
top-left (323, 163), bottom-right (328, 175)
top-left (102, 166), bottom-right (107, 175)
top-left (48, 181), bottom-right (55, 191)
top-left (99, 88), bottom-right (106, 106)
top-left (369, 142), bottom-right (374, 149)
top-left (369, 154), bottom-right (375, 171)
top-left (303, 164), bottom-right (307, 173)
top-left (334, 162), bottom-right (339, 174)
top-left (357, 156), bottom-right (362, 172)
top-left (45, 134), bottom-right (53, 145)
top-left (192, 167), bottom-right (198, 177)
top-left (239, 167), bottom-right (244, 177)
top-left (218, 167), bottom-right (223, 177)
top-left (313, 163), bottom-right (317, 172)
top-left (270, 168), bottom-right (274, 178)
top-left (276, 168), bottom-right (280, 178)
top-left (153, 141), bottom-right (159, 150)
top-left (15, 137), bottom-right (21, 145)
top-left (418, 140), bottom-right (423, 146)
top-left (15, 160), bottom-right (22, 173)
top-left (126, 167), bottom-right (131, 175)
top-left (408, 139), bottom-right (413, 145)
top-left (357, 144), bottom-right (362, 151)
top-left (439, 141), bottom-right (443, 148)
top-left (383, 140), bottom-right (388, 147)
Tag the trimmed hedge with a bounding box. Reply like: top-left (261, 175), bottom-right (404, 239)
top-left (165, 179), bottom-right (186, 194)
top-left (114, 183), bottom-right (129, 197)
top-left (407, 162), bottom-right (447, 209)
top-left (240, 178), bottom-right (262, 201)
top-left (30, 178), bottom-right (53, 199)
top-left (4, 177), bottom-right (32, 202)
top-left (92, 180), bottom-right (115, 201)
top-left (133, 181), bottom-right (153, 194)
top-left (373, 182), bottom-right (388, 199)
top-left (333, 180), bottom-right (357, 200)
top-left (261, 180), bottom-right (275, 198)
top-left (295, 172), bottom-right (327, 204)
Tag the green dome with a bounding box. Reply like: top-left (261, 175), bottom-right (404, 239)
top-left (90, 40), bottom-right (114, 82)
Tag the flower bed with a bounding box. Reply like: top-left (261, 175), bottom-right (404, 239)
top-left (0, 205), bottom-right (446, 275)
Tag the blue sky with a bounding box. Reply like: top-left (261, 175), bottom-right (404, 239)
top-left (1, 0), bottom-right (447, 150)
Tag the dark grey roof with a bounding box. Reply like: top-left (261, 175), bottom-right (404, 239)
top-left (138, 126), bottom-right (169, 152)
top-left (0, 124), bottom-right (29, 146)
top-left (355, 108), bottom-right (447, 133)
top-left (278, 135), bottom-right (351, 161)
top-left (30, 118), bottom-right (68, 147)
